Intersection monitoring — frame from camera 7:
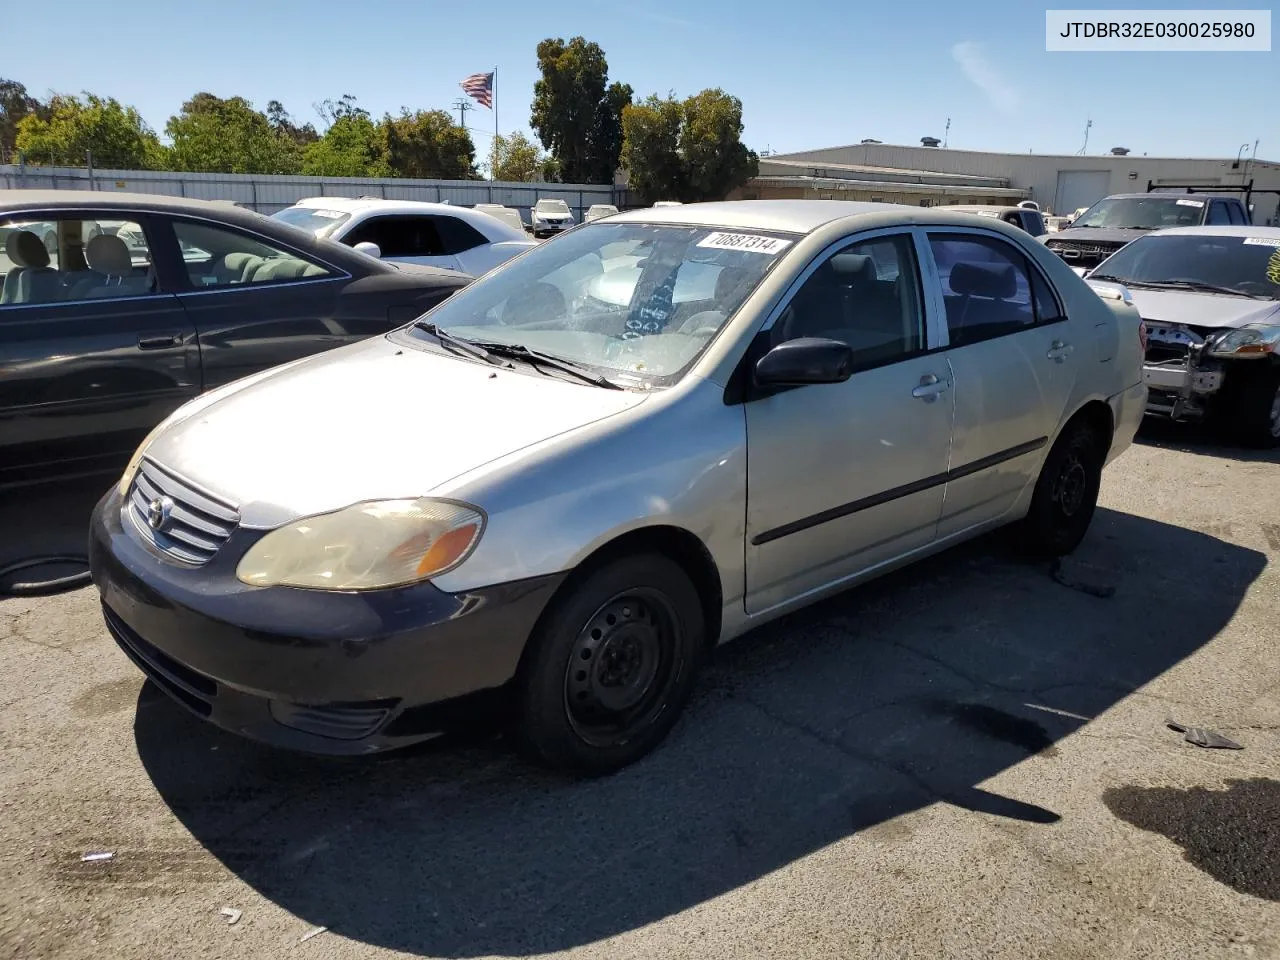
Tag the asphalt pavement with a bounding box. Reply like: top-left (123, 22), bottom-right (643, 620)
top-left (1, 421), bottom-right (1278, 960)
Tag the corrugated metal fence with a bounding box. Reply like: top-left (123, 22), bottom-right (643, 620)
top-left (0, 165), bottom-right (621, 223)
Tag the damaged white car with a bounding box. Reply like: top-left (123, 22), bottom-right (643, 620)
top-left (1087, 225), bottom-right (1280, 447)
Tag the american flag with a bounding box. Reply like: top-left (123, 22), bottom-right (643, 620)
top-left (460, 72), bottom-right (494, 109)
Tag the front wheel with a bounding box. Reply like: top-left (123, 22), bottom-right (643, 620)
top-left (1216, 365), bottom-right (1280, 449)
top-left (516, 554), bottom-right (704, 776)
top-left (1017, 419), bottom-right (1106, 557)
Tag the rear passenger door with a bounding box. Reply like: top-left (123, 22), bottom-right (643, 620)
top-left (341, 215), bottom-right (463, 272)
top-left (160, 217), bottom-right (358, 389)
top-left (924, 230), bottom-right (1078, 538)
top-left (0, 211), bottom-right (199, 482)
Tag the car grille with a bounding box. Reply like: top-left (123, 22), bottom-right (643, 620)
top-left (126, 459), bottom-right (239, 565)
top-left (1046, 240), bottom-right (1125, 265)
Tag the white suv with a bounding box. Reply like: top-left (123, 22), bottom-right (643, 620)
top-left (530, 198), bottom-right (575, 239)
top-left (273, 197), bottom-right (537, 276)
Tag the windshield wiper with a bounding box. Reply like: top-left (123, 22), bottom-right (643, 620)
top-left (1087, 273), bottom-right (1128, 283)
top-left (471, 341), bottom-right (624, 389)
top-left (1133, 279), bottom-right (1269, 299)
top-left (414, 321), bottom-right (504, 365)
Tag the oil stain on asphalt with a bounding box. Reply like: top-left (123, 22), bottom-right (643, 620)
top-left (1103, 778), bottom-right (1280, 902)
top-left (942, 702), bottom-right (1059, 757)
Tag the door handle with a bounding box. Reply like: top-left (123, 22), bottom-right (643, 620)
top-left (911, 373), bottom-right (950, 402)
top-left (137, 333), bottom-right (183, 350)
top-left (1047, 339), bottom-right (1074, 363)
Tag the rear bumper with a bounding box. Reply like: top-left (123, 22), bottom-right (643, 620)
top-left (89, 488), bottom-right (565, 754)
top-left (1107, 380), bottom-right (1148, 464)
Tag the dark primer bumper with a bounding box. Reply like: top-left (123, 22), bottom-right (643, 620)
top-left (88, 488), bottom-right (565, 755)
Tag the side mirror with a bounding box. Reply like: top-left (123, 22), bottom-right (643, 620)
top-left (354, 241), bottom-right (382, 259)
top-left (754, 337), bottom-right (854, 387)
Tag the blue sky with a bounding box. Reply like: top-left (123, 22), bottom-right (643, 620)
top-left (7, 0), bottom-right (1276, 161)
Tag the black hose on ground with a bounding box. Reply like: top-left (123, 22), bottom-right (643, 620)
top-left (0, 556), bottom-right (92, 598)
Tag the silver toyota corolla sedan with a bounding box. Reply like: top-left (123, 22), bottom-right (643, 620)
top-left (89, 200), bottom-right (1147, 775)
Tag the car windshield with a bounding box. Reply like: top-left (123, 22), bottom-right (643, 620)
top-left (535, 200), bottom-right (570, 215)
top-left (270, 206), bottom-right (351, 237)
top-left (1093, 234), bottom-right (1280, 300)
top-left (1072, 196), bottom-right (1206, 230)
top-left (407, 221), bottom-right (798, 385)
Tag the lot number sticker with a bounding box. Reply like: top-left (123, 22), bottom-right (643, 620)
top-left (1242, 237), bottom-right (1280, 247)
top-left (697, 232), bottom-right (793, 255)
top-left (1175, 198), bottom-right (1205, 207)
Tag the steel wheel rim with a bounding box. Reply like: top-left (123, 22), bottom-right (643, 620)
top-left (563, 588), bottom-right (682, 748)
top-left (1053, 453), bottom-right (1089, 518)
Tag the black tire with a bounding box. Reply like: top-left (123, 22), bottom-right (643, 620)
top-left (516, 553), bottom-right (704, 776)
top-left (1017, 419), bottom-right (1106, 558)
top-left (1216, 365), bottom-right (1280, 449)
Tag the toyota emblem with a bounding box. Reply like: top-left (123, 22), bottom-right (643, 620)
top-left (146, 495), bottom-right (175, 531)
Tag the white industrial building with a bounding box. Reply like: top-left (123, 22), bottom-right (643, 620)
top-left (729, 142), bottom-right (1280, 224)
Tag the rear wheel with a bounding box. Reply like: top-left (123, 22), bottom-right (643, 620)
top-left (1216, 365), bottom-right (1280, 449)
top-left (516, 554), bottom-right (704, 776)
top-left (1018, 419), bottom-right (1106, 557)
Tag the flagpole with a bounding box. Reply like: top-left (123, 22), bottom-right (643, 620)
top-left (493, 66), bottom-right (498, 142)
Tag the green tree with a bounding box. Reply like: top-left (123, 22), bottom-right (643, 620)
top-left (621, 89), bottom-right (758, 204)
top-left (314, 94), bottom-right (368, 128)
top-left (265, 100), bottom-right (319, 147)
top-left (301, 113), bottom-right (389, 177)
top-left (530, 37), bottom-right (632, 184)
top-left (14, 92), bottom-right (165, 168)
top-left (0, 79), bottom-right (43, 163)
top-left (166, 93), bottom-right (300, 174)
top-left (382, 109), bottom-right (477, 179)
top-left (489, 131), bottom-right (549, 182)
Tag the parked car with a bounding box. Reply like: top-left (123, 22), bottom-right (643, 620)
top-left (941, 204), bottom-right (1046, 237)
top-left (1086, 225), bottom-right (1280, 446)
top-left (530, 198), bottom-right (575, 238)
top-left (472, 203), bottom-right (527, 234)
top-left (1044, 192), bottom-right (1253, 277)
top-left (0, 191), bottom-right (471, 486)
top-left (89, 200), bottom-right (1145, 774)
top-left (584, 204), bottom-right (620, 222)
top-left (272, 197), bottom-right (537, 275)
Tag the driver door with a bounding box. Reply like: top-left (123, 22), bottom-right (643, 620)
top-left (744, 230), bottom-right (955, 615)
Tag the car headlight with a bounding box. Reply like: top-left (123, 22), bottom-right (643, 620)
top-left (235, 498), bottom-right (485, 591)
top-left (1206, 324), bottom-right (1280, 358)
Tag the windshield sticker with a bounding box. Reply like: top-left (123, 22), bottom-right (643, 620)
top-left (308, 209), bottom-right (346, 219)
top-left (1242, 237), bottom-right (1280, 247)
top-left (1175, 198), bottom-right (1205, 208)
top-left (976, 210), bottom-right (1001, 217)
top-left (696, 232), bottom-right (793, 255)
top-left (1268, 251), bottom-right (1280, 286)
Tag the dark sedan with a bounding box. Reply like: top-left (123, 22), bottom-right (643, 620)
top-left (0, 191), bottom-right (472, 486)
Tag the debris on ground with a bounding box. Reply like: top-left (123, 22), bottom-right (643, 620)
top-left (1049, 558), bottom-right (1116, 599)
top-left (299, 925), bottom-right (328, 943)
top-left (219, 907), bottom-right (242, 925)
top-left (79, 851), bottom-right (114, 862)
top-left (1167, 719), bottom-right (1244, 750)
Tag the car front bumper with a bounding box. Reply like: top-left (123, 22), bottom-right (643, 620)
top-left (88, 488), bottom-right (564, 755)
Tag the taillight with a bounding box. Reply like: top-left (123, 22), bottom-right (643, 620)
top-left (1138, 320), bottom-right (1149, 352)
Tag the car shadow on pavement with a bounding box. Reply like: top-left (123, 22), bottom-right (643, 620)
top-left (132, 506), bottom-right (1265, 957)
top-left (1135, 417), bottom-right (1280, 464)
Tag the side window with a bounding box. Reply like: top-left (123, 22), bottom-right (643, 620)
top-left (433, 215), bottom-right (488, 255)
top-left (1, 216), bottom-right (156, 307)
top-left (928, 233), bottom-right (1042, 347)
top-left (775, 233), bottom-right (924, 372)
top-left (344, 216), bottom-right (444, 258)
top-left (1206, 202), bottom-right (1232, 226)
top-left (1226, 202), bottom-right (1247, 226)
top-left (171, 220), bottom-right (332, 288)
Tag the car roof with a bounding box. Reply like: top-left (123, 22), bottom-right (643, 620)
top-left (606, 199), bottom-right (1024, 234)
top-left (942, 204), bottom-right (1026, 214)
top-left (1144, 225), bottom-right (1280, 239)
top-left (1099, 192), bottom-right (1244, 202)
top-left (0, 189), bottom-right (396, 274)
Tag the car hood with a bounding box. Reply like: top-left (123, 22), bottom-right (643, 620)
top-left (1126, 288), bottom-right (1280, 330)
top-left (145, 336), bottom-right (650, 528)
top-left (1046, 227), bottom-right (1149, 245)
